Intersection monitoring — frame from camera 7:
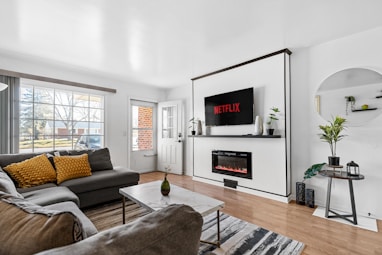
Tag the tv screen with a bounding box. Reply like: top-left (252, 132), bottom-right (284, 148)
top-left (204, 87), bottom-right (254, 126)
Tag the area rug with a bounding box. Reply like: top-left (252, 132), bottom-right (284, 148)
top-left (313, 206), bottom-right (378, 232)
top-left (84, 201), bottom-right (305, 255)
top-left (200, 212), bottom-right (304, 255)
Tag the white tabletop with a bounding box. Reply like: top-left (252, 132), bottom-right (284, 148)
top-left (119, 180), bottom-right (225, 216)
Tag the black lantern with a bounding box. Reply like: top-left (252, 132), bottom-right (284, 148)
top-left (346, 161), bottom-right (360, 176)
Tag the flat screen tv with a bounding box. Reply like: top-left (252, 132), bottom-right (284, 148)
top-left (204, 87), bottom-right (254, 126)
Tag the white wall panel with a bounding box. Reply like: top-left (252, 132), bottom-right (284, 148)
top-left (191, 51), bottom-right (290, 198)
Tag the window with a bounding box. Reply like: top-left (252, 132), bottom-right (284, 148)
top-left (161, 106), bottom-right (175, 138)
top-left (19, 82), bottom-right (105, 152)
top-left (132, 104), bottom-right (154, 151)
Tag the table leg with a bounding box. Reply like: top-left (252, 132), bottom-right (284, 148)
top-left (122, 196), bottom-right (126, 224)
top-left (348, 180), bottom-right (358, 225)
top-left (200, 210), bottom-right (221, 248)
top-left (217, 210), bottom-right (221, 248)
top-left (325, 177), bottom-right (332, 218)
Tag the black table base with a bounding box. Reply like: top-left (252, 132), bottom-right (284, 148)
top-left (320, 170), bottom-right (364, 225)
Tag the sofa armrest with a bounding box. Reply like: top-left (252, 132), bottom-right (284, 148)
top-left (37, 204), bottom-right (203, 255)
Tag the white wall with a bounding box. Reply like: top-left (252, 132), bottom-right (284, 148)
top-left (105, 84), bottom-right (165, 168)
top-left (2, 24), bottom-right (382, 219)
top-left (165, 85), bottom-right (193, 176)
top-left (0, 53), bottom-right (167, 169)
top-left (167, 27), bottom-right (382, 219)
top-left (291, 26), bottom-right (382, 219)
top-left (191, 53), bottom-right (290, 199)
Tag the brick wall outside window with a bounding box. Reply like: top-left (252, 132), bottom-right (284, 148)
top-left (137, 107), bottom-right (153, 150)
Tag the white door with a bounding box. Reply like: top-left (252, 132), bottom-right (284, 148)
top-left (130, 100), bottom-right (157, 173)
top-left (157, 100), bottom-right (183, 174)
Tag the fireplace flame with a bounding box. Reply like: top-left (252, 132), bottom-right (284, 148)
top-left (215, 165), bottom-right (247, 174)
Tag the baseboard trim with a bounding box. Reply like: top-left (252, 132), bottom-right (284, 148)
top-left (192, 176), bottom-right (291, 203)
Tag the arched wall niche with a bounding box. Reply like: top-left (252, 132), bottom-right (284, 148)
top-left (315, 67), bottom-right (382, 126)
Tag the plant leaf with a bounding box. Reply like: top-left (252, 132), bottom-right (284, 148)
top-left (303, 163), bottom-right (326, 181)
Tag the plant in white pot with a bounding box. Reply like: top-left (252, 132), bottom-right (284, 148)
top-left (318, 116), bottom-right (347, 166)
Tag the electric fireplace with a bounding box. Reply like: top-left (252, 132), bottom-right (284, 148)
top-left (212, 150), bottom-right (252, 179)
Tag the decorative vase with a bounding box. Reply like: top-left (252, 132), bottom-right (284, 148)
top-left (296, 182), bottom-right (305, 205)
top-left (161, 174), bottom-right (170, 196)
top-left (205, 126), bottom-right (211, 136)
top-left (197, 120), bottom-right (202, 135)
top-left (328, 156), bottom-right (340, 166)
top-left (254, 116), bottom-right (263, 135)
top-left (306, 189), bottom-right (315, 208)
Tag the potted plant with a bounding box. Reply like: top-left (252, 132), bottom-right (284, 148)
top-left (345, 96), bottom-right (355, 115)
top-left (296, 163), bottom-right (326, 205)
top-left (318, 116), bottom-right (347, 166)
top-left (188, 118), bottom-right (198, 135)
top-left (266, 107), bottom-right (280, 135)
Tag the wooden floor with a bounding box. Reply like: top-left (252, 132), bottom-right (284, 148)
top-left (140, 172), bottom-right (382, 255)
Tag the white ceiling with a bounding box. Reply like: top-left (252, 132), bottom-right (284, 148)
top-left (1, 0), bottom-right (382, 89)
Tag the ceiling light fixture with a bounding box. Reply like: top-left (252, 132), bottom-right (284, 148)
top-left (0, 82), bottom-right (8, 91)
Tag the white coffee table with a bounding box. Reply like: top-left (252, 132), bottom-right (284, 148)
top-left (119, 180), bottom-right (225, 247)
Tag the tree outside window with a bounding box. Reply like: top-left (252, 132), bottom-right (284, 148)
top-left (19, 84), bottom-right (105, 152)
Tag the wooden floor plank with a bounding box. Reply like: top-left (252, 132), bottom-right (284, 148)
top-left (140, 171), bottom-right (382, 255)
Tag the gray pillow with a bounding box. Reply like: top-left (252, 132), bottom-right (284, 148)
top-left (70, 148), bottom-right (113, 172)
top-left (0, 193), bottom-right (84, 255)
top-left (36, 204), bottom-right (203, 255)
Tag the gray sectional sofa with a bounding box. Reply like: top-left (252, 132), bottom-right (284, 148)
top-left (0, 148), bottom-right (139, 208)
top-left (0, 148), bottom-right (204, 254)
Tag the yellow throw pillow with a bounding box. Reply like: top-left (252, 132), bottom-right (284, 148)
top-left (54, 154), bottom-right (92, 184)
top-left (3, 154), bottom-right (56, 188)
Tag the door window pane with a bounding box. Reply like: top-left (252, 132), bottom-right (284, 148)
top-left (162, 106), bottom-right (174, 138)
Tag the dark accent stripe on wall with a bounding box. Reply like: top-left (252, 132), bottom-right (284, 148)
top-left (0, 68), bottom-right (117, 93)
top-left (191, 48), bottom-right (292, 81)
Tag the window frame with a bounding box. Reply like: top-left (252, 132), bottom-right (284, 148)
top-left (17, 79), bottom-right (106, 153)
top-left (131, 100), bottom-right (156, 152)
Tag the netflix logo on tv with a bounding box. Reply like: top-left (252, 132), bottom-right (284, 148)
top-left (205, 88), bottom-right (254, 126)
top-left (214, 103), bottom-right (240, 114)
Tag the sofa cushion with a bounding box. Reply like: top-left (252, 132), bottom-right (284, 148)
top-left (0, 150), bottom-right (69, 169)
top-left (0, 152), bottom-right (38, 168)
top-left (17, 182), bottom-right (57, 194)
top-left (54, 154), bottom-right (92, 184)
top-left (3, 154), bottom-right (57, 188)
top-left (45, 201), bottom-right (98, 237)
top-left (22, 186), bottom-right (80, 206)
top-left (0, 193), bottom-right (84, 255)
top-left (59, 168), bottom-right (139, 194)
top-left (36, 204), bottom-right (203, 255)
top-left (0, 168), bottom-right (23, 198)
top-left (70, 148), bottom-right (113, 172)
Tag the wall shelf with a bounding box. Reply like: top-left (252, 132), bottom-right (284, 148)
top-left (351, 108), bottom-right (377, 112)
top-left (188, 135), bottom-right (281, 138)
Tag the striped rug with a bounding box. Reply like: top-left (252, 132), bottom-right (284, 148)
top-left (200, 212), bottom-right (304, 255)
top-left (84, 201), bottom-right (305, 255)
